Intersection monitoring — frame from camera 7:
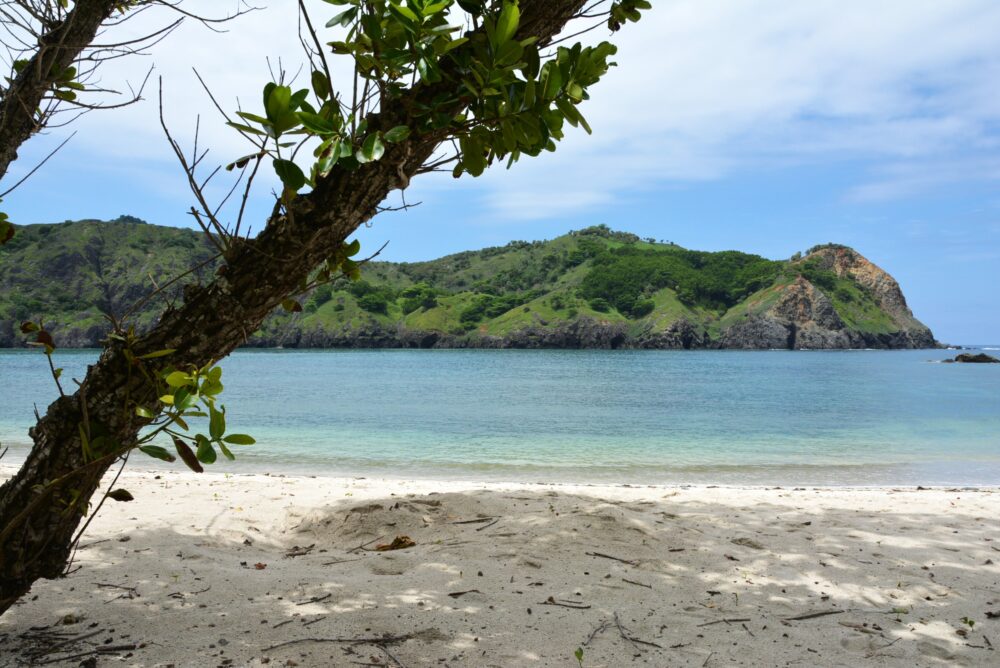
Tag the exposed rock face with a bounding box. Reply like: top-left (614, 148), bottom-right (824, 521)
top-left (633, 318), bottom-right (710, 350)
top-left (718, 250), bottom-right (937, 350)
top-left (808, 246), bottom-right (932, 334)
top-left (717, 315), bottom-right (792, 350)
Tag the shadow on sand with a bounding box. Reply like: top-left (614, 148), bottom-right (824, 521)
top-left (1, 483), bottom-right (997, 666)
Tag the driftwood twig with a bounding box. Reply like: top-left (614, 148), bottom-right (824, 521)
top-left (783, 610), bottom-right (844, 621)
top-left (586, 551), bottom-right (638, 566)
top-left (697, 617), bottom-right (751, 627)
top-left (262, 633), bottom-right (415, 653)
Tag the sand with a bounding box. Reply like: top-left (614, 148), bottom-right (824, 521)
top-left (0, 467), bottom-right (998, 667)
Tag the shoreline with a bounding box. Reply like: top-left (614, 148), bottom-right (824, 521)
top-left (2, 467), bottom-right (998, 666)
top-left (5, 463), bottom-right (1000, 492)
top-left (6, 459), bottom-right (1000, 490)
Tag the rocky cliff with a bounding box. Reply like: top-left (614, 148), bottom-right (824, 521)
top-left (716, 246), bottom-right (936, 350)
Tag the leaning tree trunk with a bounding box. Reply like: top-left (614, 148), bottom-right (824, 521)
top-left (0, 0), bottom-right (587, 617)
top-left (0, 0), bottom-right (122, 182)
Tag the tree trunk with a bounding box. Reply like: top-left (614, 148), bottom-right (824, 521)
top-left (0, 0), bottom-right (586, 617)
top-left (0, 0), bottom-right (121, 182)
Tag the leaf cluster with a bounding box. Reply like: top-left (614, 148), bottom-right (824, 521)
top-left (224, 0), bottom-right (648, 198)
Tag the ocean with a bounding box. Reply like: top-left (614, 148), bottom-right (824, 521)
top-left (1, 348), bottom-right (998, 486)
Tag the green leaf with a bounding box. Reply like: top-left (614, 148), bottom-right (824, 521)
top-left (223, 434), bottom-right (256, 446)
top-left (541, 65), bottom-right (563, 99)
top-left (299, 112), bottom-right (335, 135)
top-left (195, 435), bottom-right (217, 465)
top-left (495, 2), bottom-right (520, 45)
top-left (439, 37), bottom-right (469, 55)
top-left (388, 2), bottom-right (419, 26)
top-left (424, 1), bottom-right (449, 15)
top-left (384, 125), bottom-right (411, 143)
top-left (209, 405), bottom-right (226, 441)
top-left (139, 445), bottom-right (176, 463)
top-left (218, 442), bottom-right (236, 461)
top-left (226, 121), bottom-right (266, 137)
top-left (274, 159), bottom-right (307, 191)
top-left (265, 84), bottom-right (292, 124)
top-left (135, 406), bottom-right (156, 419)
top-left (174, 387), bottom-right (198, 411)
top-left (460, 134), bottom-right (486, 176)
top-left (311, 70), bottom-right (331, 100)
top-left (523, 45), bottom-right (541, 79)
top-left (236, 111), bottom-right (270, 125)
top-left (165, 371), bottom-right (189, 388)
top-left (495, 39), bottom-right (524, 66)
top-left (139, 349), bottom-right (176, 360)
top-left (356, 133), bottom-right (385, 163)
top-left (326, 6), bottom-right (357, 27)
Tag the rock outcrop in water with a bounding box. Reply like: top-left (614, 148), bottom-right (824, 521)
top-left (944, 353), bottom-right (1000, 363)
top-left (1, 220), bottom-right (937, 350)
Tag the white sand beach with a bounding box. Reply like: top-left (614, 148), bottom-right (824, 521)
top-left (1, 467), bottom-right (997, 667)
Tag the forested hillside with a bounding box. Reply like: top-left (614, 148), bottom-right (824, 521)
top-left (0, 218), bottom-right (936, 349)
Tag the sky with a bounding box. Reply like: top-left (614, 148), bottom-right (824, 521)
top-left (3, 0), bottom-right (999, 343)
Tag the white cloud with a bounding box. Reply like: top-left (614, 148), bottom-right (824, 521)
top-left (476, 0), bottom-right (1000, 219)
top-left (14, 0), bottom-right (1000, 221)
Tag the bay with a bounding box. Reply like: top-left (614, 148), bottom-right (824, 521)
top-left (1, 348), bottom-right (998, 486)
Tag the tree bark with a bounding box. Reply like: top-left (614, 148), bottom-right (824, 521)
top-left (0, 0), bottom-right (587, 616)
top-left (0, 0), bottom-right (122, 182)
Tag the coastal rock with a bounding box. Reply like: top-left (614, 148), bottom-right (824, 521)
top-left (633, 318), bottom-right (710, 349)
top-left (717, 315), bottom-right (792, 349)
top-left (949, 353), bottom-right (1000, 363)
top-left (717, 278), bottom-right (856, 350)
top-left (807, 245), bottom-right (936, 344)
top-left (0, 319), bottom-right (15, 347)
top-left (716, 258), bottom-right (936, 350)
top-left (496, 318), bottom-right (629, 349)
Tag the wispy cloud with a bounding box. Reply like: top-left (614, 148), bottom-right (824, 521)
top-left (8, 0), bottom-right (1000, 222)
top-left (474, 0), bottom-right (1000, 219)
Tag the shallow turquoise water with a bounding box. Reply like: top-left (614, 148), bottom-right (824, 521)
top-left (1, 348), bottom-right (998, 485)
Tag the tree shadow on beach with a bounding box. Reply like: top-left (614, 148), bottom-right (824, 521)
top-left (0, 483), bottom-right (997, 667)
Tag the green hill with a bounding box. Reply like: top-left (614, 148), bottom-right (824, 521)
top-left (0, 218), bottom-right (936, 349)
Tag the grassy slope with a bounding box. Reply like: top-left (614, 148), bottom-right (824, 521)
top-left (1, 219), bottom-right (924, 346)
top-left (0, 217), bottom-right (217, 337)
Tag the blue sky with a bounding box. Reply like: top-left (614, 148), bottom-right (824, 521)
top-left (4, 1), bottom-right (999, 343)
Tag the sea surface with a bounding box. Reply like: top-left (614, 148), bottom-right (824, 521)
top-left (1, 348), bottom-right (998, 486)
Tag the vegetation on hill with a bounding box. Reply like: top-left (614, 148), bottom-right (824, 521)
top-left (0, 219), bottom-right (932, 349)
top-left (0, 217), bottom-right (216, 345)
